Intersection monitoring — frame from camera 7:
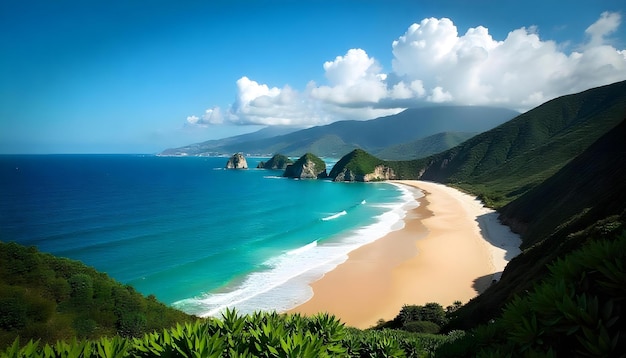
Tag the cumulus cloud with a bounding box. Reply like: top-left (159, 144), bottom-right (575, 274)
top-left (310, 48), bottom-right (388, 105)
top-left (390, 13), bottom-right (626, 110)
top-left (187, 11), bottom-right (626, 127)
top-left (226, 76), bottom-right (326, 126)
top-left (186, 107), bottom-right (223, 126)
top-left (585, 11), bottom-right (621, 48)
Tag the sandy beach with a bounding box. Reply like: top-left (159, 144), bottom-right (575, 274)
top-left (288, 180), bottom-right (521, 328)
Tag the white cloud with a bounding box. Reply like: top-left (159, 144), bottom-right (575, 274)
top-left (585, 11), bottom-right (621, 48)
top-left (311, 49), bottom-right (389, 105)
top-left (189, 12), bottom-right (626, 127)
top-left (390, 12), bottom-right (626, 111)
top-left (428, 86), bottom-right (453, 103)
top-left (186, 115), bottom-right (200, 125)
top-left (186, 107), bottom-right (223, 127)
top-left (227, 77), bottom-right (325, 126)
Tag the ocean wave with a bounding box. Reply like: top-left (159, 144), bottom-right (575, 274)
top-left (287, 240), bottom-right (318, 255)
top-left (321, 210), bottom-right (347, 221)
top-left (173, 183), bottom-right (419, 318)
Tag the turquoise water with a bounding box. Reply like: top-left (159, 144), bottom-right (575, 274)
top-left (0, 155), bottom-right (417, 316)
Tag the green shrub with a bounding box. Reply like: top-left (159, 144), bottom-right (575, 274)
top-left (403, 320), bottom-right (441, 334)
top-left (439, 230), bottom-right (626, 357)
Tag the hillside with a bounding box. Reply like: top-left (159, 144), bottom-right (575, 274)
top-left (0, 242), bottom-right (195, 347)
top-left (388, 80), bottom-right (626, 208)
top-left (500, 118), bottom-right (626, 248)
top-left (160, 126), bottom-right (301, 156)
top-left (444, 117), bottom-right (626, 330)
top-left (328, 149), bottom-right (396, 182)
top-left (374, 131), bottom-right (476, 160)
top-left (161, 106), bottom-right (518, 157)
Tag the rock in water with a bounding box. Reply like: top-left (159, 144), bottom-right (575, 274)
top-left (283, 153), bottom-right (327, 179)
top-left (225, 153), bottom-right (248, 169)
top-left (330, 149), bottom-right (396, 182)
top-left (257, 154), bottom-right (293, 169)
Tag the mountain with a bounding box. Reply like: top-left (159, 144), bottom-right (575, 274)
top-left (499, 117), bottom-right (626, 249)
top-left (160, 106), bottom-right (518, 158)
top-left (374, 131), bottom-right (476, 160)
top-left (389, 80), bottom-right (626, 208)
top-left (440, 118), bottom-right (626, 356)
top-left (329, 149), bottom-right (395, 182)
top-left (160, 126), bottom-right (302, 156)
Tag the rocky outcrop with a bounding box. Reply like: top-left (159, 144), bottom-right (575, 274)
top-left (225, 153), bottom-right (248, 169)
top-left (283, 153), bottom-right (327, 179)
top-left (333, 165), bottom-right (396, 182)
top-left (257, 154), bottom-right (293, 169)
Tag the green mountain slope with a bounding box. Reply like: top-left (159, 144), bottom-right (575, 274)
top-left (500, 118), bottom-right (626, 249)
top-left (444, 117), bottom-right (626, 334)
top-left (329, 149), bottom-right (385, 178)
top-left (0, 242), bottom-right (194, 347)
top-left (389, 80), bottom-right (626, 208)
top-left (161, 106), bottom-right (517, 157)
top-left (374, 131), bottom-right (476, 160)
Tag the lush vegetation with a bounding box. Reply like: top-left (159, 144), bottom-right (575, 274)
top-left (387, 80), bottom-right (626, 208)
top-left (3, 309), bottom-right (465, 357)
top-left (437, 226), bottom-right (626, 357)
top-left (283, 152), bottom-right (327, 178)
top-left (257, 154), bottom-right (293, 169)
top-left (373, 302), bottom-right (463, 335)
top-left (499, 117), bottom-right (626, 248)
top-left (329, 149), bottom-right (387, 179)
top-left (374, 132), bottom-right (476, 160)
top-left (446, 117), bottom-right (626, 331)
top-left (0, 242), bottom-right (195, 348)
top-left (5, 82), bottom-right (626, 357)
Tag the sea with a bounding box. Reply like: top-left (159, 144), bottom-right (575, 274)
top-left (0, 155), bottom-right (419, 317)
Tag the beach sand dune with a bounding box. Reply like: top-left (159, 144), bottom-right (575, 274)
top-left (288, 180), bottom-right (521, 329)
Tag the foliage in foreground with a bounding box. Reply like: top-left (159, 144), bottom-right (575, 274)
top-left (0, 242), bottom-right (195, 348)
top-left (437, 229), bottom-right (626, 357)
top-left (3, 310), bottom-right (465, 357)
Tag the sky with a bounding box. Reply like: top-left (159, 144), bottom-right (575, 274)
top-left (1, 0), bottom-right (625, 154)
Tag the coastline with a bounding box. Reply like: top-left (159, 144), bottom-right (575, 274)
top-left (288, 180), bottom-right (521, 328)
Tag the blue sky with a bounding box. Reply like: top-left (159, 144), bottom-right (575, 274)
top-left (1, 0), bottom-right (625, 154)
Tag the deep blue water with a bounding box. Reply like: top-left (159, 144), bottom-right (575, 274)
top-left (0, 155), bottom-right (416, 316)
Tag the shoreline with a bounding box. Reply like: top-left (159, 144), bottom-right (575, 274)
top-left (287, 180), bottom-right (521, 328)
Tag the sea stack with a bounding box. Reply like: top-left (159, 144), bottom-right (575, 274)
top-left (330, 149), bottom-right (396, 182)
top-left (225, 153), bottom-right (248, 169)
top-left (283, 153), bottom-right (327, 179)
top-left (257, 154), bottom-right (294, 169)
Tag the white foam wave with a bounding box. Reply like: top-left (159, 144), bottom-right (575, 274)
top-left (287, 240), bottom-right (317, 255)
top-left (263, 175), bottom-right (285, 179)
top-left (172, 183), bottom-right (419, 318)
top-left (321, 210), bottom-right (347, 221)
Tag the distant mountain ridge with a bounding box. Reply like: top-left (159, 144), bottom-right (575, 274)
top-left (389, 80), bottom-right (626, 207)
top-left (160, 106), bottom-right (518, 158)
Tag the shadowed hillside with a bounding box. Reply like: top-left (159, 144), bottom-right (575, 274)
top-left (389, 80), bottom-right (626, 208)
top-left (446, 115), bottom-right (626, 328)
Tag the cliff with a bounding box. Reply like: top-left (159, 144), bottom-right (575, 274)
top-left (257, 154), bottom-right (293, 169)
top-left (225, 153), bottom-right (248, 169)
top-left (330, 149), bottom-right (396, 182)
top-left (283, 153), bottom-right (327, 179)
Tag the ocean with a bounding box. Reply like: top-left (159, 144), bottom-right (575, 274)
top-left (0, 155), bottom-right (418, 316)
